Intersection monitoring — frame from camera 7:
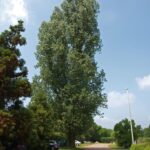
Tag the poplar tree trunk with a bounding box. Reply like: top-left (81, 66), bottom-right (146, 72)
top-left (67, 132), bottom-right (75, 148)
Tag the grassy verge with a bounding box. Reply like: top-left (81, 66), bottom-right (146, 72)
top-left (130, 143), bottom-right (150, 150)
top-left (109, 143), bottom-right (129, 150)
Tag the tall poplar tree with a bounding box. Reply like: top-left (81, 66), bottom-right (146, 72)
top-left (36, 0), bottom-right (106, 147)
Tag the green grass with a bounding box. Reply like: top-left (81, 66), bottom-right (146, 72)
top-left (109, 143), bottom-right (129, 150)
top-left (130, 143), bottom-right (150, 150)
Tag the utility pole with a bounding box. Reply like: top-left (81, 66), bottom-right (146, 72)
top-left (126, 89), bottom-right (134, 144)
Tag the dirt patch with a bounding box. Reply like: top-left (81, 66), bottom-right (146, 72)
top-left (84, 143), bottom-right (111, 150)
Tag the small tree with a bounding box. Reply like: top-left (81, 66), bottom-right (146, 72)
top-left (114, 118), bottom-right (141, 148)
top-left (28, 76), bottom-right (55, 149)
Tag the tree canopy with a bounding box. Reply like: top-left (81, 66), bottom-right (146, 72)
top-left (0, 21), bottom-right (31, 149)
top-left (114, 118), bottom-right (141, 148)
top-left (35, 0), bottom-right (106, 147)
top-left (0, 20), bottom-right (31, 109)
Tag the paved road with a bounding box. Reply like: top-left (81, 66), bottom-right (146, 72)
top-left (84, 143), bottom-right (111, 150)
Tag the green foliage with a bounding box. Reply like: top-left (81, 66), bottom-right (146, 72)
top-left (35, 0), bottom-right (106, 147)
top-left (114, 118), bottom-right (141, 148)
top-left (0, 21), bottom-right (31, 149)
top-left (0, 20), bottom-right (31, 109)
top-left (0, 110), bottom-right (15, 145)
top-left (100, 127), bottom-right (114, 142)
top-left (83, 122), bottom-right (102, 142)
top-left (28, 76), bottom-right (56, 149)
top-left (144, 125), bottom-right (150, 137)
top-left (0, 108), bottom-right (31, 149)
top-left (78, 122), bottom-right (113, 143)
top-left (130, 144), bottom-right (150, 150)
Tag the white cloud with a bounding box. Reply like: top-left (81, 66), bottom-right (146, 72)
top-left (107, 91), bottom-right (135, 108)
top-left (136, 75), bottom-right (150, 90)
top-left (94, 116), bottom-right (117, 129)
top-left (0, 0), bottom-right (28, 25)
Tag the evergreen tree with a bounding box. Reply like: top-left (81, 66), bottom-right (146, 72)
top-left (0, 21), bottom-right (31, 149)
top-left (0, 20), bottom-right (31, 109)
top-left (35, 0), bottom-right (106, 147)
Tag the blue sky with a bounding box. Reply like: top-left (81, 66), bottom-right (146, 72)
top-left (0, 0), bottom-right (150, 129)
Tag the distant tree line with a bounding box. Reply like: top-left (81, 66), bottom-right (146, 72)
top-left (78, 122), bottom-right (114, 143)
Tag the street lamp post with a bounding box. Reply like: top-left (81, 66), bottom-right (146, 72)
top-left (126, 89), bottom-right (134, 144)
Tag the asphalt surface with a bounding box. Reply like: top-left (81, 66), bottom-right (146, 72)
top-left (84, 143), bottom-right (111, 150)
